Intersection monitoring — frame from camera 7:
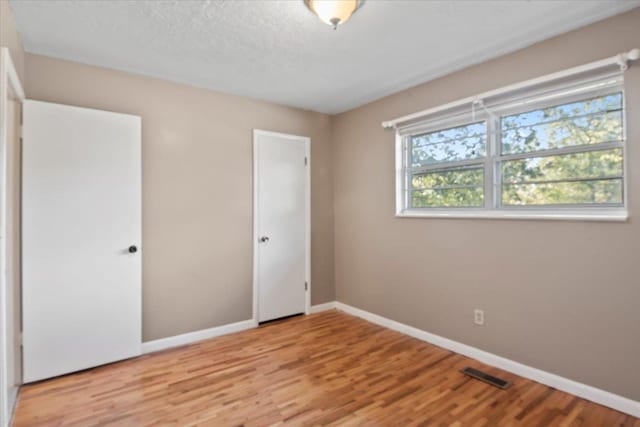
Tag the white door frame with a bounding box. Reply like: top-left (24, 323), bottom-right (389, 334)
top-left (252, 129), bottom-right (310, 323)
top-left (0, 47), bottom-right (25, 427)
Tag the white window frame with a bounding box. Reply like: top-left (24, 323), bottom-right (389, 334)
top-left (395, 74), bottom-right (628, 222)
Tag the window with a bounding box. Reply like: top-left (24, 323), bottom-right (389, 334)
top-left (409, 122), bottom-right (486, 208)
top-left (397, 73), bottom-right (626, 220)
top-left (500, 93), bottom-right (623, 207)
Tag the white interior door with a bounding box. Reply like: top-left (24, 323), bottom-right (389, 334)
top-left (254, 130), bottom-right (309, 323)
top-left (22, 100), bottom-right (142, 383)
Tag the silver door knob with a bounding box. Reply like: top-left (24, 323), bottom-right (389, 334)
top-left (260, 236), bottom-right (270, 243)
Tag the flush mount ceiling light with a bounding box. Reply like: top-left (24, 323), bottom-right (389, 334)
top-left (304, 0), bottom-right (365, 29)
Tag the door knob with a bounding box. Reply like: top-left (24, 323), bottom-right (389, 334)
top-left (260, 236), bottom-right (270, 243)
top-left (128, 245), bottom-right (138, 253)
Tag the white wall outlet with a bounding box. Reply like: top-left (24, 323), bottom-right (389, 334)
top-left (474, 309), bottom-right (485, 326)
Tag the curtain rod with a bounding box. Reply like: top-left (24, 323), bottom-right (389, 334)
top-left (381, 48), bottom-right (639, 130)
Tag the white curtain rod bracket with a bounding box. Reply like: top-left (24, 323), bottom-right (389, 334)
top-left (617, 48), bottom-right (640, 71)
top-left (382, 48), bottom-right (639, 130)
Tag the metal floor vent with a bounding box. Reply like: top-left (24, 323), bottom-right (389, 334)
top-left (461, 367), bottom-right (512, 389)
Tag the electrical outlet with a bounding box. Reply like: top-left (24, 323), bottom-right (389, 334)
top-left (474, 309), bottom-right (484, 326)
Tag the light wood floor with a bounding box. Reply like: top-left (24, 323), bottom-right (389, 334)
top-left (13, 310), bottom-right (639, 426)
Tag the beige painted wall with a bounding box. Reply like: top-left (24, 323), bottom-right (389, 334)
top-left (0, 0), bottom-right (24, 82)
top-left (25, 54), bottom-right (335, 341)
top-left (332, 9), bottom-right (640, 401)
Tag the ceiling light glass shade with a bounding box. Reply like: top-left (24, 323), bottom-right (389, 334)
top-left (304, 0), bottom-right (365, 29)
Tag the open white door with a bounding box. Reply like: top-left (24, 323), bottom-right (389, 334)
top-left (22, 100), bottom-right (142, 383)
top-left (253, 130), bottom-right (310, 323)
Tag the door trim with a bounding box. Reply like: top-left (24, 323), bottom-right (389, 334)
top-left (0, 47), bottom-right (25, 427)
top-left (252, 129), bottom-right (310, 323)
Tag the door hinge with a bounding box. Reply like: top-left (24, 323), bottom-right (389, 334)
top-left (305, 281), bottom-right (308, 291)
top-left (304, 156), bottom-right (308, 166)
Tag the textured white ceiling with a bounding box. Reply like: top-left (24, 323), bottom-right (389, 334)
top-left (10, 0), bottom-right (640, 114)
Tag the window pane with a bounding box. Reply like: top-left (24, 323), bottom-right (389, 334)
top-left (411, 167), bottom-right (484, 208)
top-left (501, 149), bottom-right (623, 206)
top-left (502, 149), bottom-right (623, 183)
top-left (501, 93), bottom-right (623, 154)
top-left (502, 180), bottom-right (622, 206)
top-left (411, 122), bottom-right (486, 167)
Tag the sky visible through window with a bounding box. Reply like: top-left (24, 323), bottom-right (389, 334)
top-left (501, 93), bottom-right (623, 154)
top-left (411, 122), bottom-right (486, 167)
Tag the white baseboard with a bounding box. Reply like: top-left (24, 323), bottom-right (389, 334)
top-left (141, 304), bottom-right (338, 355)
top-left (334, 301), bottom-right (640, 418)
top-left (310, 301), bottom-right (336, 313)
top-left (141, 319), bottom-right (258, 354)
top-left (8, 386), bottom-right (18, 427)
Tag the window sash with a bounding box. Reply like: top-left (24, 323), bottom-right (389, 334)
top-left (407, 164), bottom-right (485, 209)
top-left (496, 145), bottom-right (624, 209)
top-left (399, 80), bottom-right (626, 213)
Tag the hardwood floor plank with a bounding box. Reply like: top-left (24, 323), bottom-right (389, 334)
top-left (12, 311), bottom-right (638, 426)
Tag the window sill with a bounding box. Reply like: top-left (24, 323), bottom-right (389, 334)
top-left (396, 209), bottom-right (628, 222)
